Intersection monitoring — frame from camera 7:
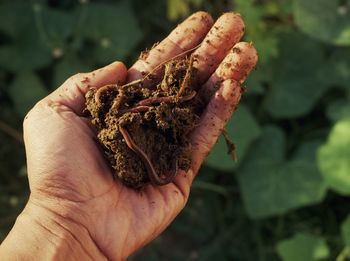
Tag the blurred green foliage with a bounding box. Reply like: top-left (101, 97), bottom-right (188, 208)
top-left (1, 0), bottom-right (350, 260)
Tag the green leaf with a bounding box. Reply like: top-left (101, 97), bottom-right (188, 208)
top-left (294, 0), bottom-right (350, 46)
top-left (276, 233), bottom-right (330, 261)
top-left (245, 65), bottom-right (271, 95)
top-left (83, 2), bottom-right (142, 64)
top-left (326, 100), bottom-right (350, 122)
top-left (0, 35), bottom-right (52, 72)
top-left (9, 72), bottom-right (48, 117)
top-left (327, 48), bottom-right (350, 89)
top-left (0, 2), bottom-right (52, 72)
top-left (0, 2), bottom-right (33, 38)
top-left (205, 105), bottom-right (261, 171)
top-left (318, 116), bottom-right (350, 195)
top-left (235, 0), bottom-right (279, 64)
top-left (264, 32), bottom-right (330, 118)
top-left (41, 7), bottom-right (75, 47)
top-left (237, 127), bottom-right (327, 218)
top-left (167, 0), bottom-right (189, 21)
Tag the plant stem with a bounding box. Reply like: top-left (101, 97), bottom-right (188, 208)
top-left (192, 180), bottom-right (229, 196)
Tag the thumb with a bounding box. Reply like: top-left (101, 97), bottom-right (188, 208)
top-left (48, 61), bottom-right (127, 115)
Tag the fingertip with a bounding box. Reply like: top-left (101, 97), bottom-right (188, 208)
top-left (167, 10), bottom-right (214, 51)
top-left (218, 12), bottom-right (245, 38)
top-left (101, 61), bottom-right (128, 85)
top-left (216, 42), bottom-right (258, 83)
top-left (234, 42), bottom-right (258, 65)
top-left (109, 61), bottom-right (127, 71)
top-left (189, 11), bottom-right (214, 26)
top-left (63, 60), bottom-right (127, 92)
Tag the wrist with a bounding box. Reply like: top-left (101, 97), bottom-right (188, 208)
top-left (0, 200), bottom-right (107, 261)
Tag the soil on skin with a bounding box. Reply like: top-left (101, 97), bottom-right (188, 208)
top-left (85, 56), bottom-right (200, 188)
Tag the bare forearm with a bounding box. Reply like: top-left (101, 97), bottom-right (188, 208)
top-left (0, 202), bottom-right (107, 261)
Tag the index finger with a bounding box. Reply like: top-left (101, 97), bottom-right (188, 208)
top-left (127, 11), bottom-right (213, 82)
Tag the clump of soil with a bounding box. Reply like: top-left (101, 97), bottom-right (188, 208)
top-left (85, 56), bottom-right (200, 188)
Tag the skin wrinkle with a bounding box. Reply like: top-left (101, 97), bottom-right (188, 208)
top-left (139, 59), bottom-right (153, 75)
top-left (29, 216), bottom-right (61, 252)
top-left (51, 221), bottom-right (93, 261)
top-left (72, 82), bottom-right (89, 110)
top-left (140, 188), bottom-right (164, 233)
top-left (32, 100), bottom-right (78, 126)
top-left (49, 218), bottom-right (96, 261)
top-left (28, 119), bottom-right (112, 198)
top-left (166, 34), bottom-right (186, 52)
top-left (43, 99), bottom-right (73, 115)
top-left (142, 189), bottom-right (165, 241)
top-left (156, 186), bottom-right (172, 212)
top-left (125, 218), bottom-right (144, 260)
top-left (118, 199), bottom-right (144, 260)
top-left (35, 179), bottom-right (83, 203)
top-left (29, 197), bottom-right (106, 260)
top-left (191, 134), bottom-right (212, 171)
top-left (28, 193), bottom-right (97, 248)
top-left (26, 212), bottom-right (90, 261)
top-left (31, 133), bottom-right (114, 200)
top-left (172, 170), bottom-right (191, 200)
top-left (53, 89), bottom-right (84, 115)
top-left (33, 164), bottom-right (117, 202)
top-left (100, 188), bottom-right (126, 261)
top-left (172, 184), bottom-right (188, 206)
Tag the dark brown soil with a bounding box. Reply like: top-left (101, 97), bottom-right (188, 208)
top-left (85, 56), bottom-right (200, 188)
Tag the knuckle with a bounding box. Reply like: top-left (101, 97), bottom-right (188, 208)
top-left (207, 99), bottom-right (227, 122)
top-left (23, 98), bottom-right (67, 129)
top-left (65, 72), bottom-right (85, 85)
top-left (23, 100), bottom-right (43, 128)
top-left (194, 131), bottom-right (213, 154)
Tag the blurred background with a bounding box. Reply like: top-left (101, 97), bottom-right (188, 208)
top-left (1, 0), bottom-right (350, 260)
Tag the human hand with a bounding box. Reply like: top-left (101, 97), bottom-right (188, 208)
top-left (0, 12), bottom-right (257, 260)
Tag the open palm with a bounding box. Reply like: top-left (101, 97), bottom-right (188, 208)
top-left (23, 12), bottom-right (257, 260)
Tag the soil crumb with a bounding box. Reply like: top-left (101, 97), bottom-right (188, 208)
top-left (85, 56), bottom-right (200, 188)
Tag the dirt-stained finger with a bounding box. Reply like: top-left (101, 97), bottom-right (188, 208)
top-left (199, 42), bottom-right (258, 104)
top-left (190, 79), bottom-right (242, 175)
top-left (127, 11), bottom-right (213, 82)
top-left (192, 12), bottom-right (245, 85)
